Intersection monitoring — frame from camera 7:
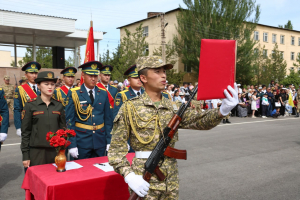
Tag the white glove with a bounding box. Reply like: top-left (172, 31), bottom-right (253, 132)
top-left (0, 133), bottom-right (7, 142)
top-left (127, 143), bottom-right (130, 151)
top-left (16, 128), bottom-right (21, 137)
top-left (125, 172), bottom-right (150, 197)
top-left (106, 144), bottom-right (110, 151)
top-left (220, 83), bottom-right (239, 116)
top-left (69, 147), bottom-right (79, 158)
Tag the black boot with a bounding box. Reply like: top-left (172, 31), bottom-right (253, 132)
top-left (226, 119), bottom-right (231, 123)
top-left (223, 119), bottom-right (226, 124)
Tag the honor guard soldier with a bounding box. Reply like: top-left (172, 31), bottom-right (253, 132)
top-left (108, 56), bottom-right (239, 199)
top-left (53, 67), bottom-right (77, 106)
top-left (14, 62), bottom-right (41, 137)
top-left (0, 88), bottom-right (9, 150)
top-left (295, 85), bottom-right (300, 117)
top-left (66, 61), bottom-right (113, 159)
top-left (1, 75), bottom-right (15, 112)
top-left (97, 65), bottom-right (118, 109)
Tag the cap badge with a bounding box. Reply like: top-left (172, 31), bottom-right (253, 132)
top-left (47, 73), bottom-right (53, 78)
top-left (31, 64), bottom-right (36, 69)
top-left (106, 67), bottom-right (109, 71)
top-left (69, 69), bottom-right (73, 73)
top-left (134, 68), bottom-right (138, 73)
top-left (91, 64), bottom-right (97, 70)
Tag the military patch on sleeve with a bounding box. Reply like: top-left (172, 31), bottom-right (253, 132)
top-left (115, 98), bottom-right (121, 106)
top-left (33, 111), bottom-right (44, 116)
top-left (21, 110), bottom-right (26, 120)
top-left (64, 97), bottom-right (69, 106)
top-left (14, 92), bottom-right (18, 99)
top-left (52, 111), bottom-right (61, 115)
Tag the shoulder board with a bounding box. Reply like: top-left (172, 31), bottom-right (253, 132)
top-left (163, 91), bottom-right (168, 94)
top-left (119, 90), bottom-right (127, 94)
top-left (71, 87), bottom-right (80, 91)
top-left (0, 88), bottom-right (2, 90)
top-left (111, 85), bottom-right (117, 88)
top-left (28, 98), bottom-right (37, 103)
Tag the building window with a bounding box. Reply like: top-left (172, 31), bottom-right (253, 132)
top-left (254, 31), bottom-right (259, 41)
top-left (263, 33), bottom-right (268, 42)
top-left (254, 48), bottom-right (258, 55)
top-left (272, 34), bottom-right (276, 43)
top-left (271, 50), bottom-right (275, 58)
top-left (142, 26), bottom-right (148, 37)
top-left (290, 67), bottom-right (294, 71)
top-left (291, 36), bottom-right (295, 45)
top-left (297, 52), bottom-right (300, 60)
top-left (184, 64), bottom-right (192, 73)
top-left (263, 49), bottom-right (268, 57)
top-left (280, 51), bottom-right (284, 59)
top-left (298, 38), bottom-right (300, 46)
top-left (280, 35), bottom-right (285, 44)
top-left (291, 52), bottom-right (295, 60)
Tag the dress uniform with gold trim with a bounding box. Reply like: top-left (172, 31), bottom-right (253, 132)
top-left (65, 61), bottom-right (113, 159)
top-left (0, 88), bottom-right (9, 149)
top-left (98, 65), bottom-right (118, 100)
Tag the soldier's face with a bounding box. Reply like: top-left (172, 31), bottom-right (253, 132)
top-left (99, 73), bottom-right (110, 84)
top-left (82, 72), bottom-right (97, 89)
top-left (128, 77), bottom-right (142, 90)
top-left (63, 76), bottom-right (75, 87)
top-left (38, 81), bottom-right (55, 97)
top-left (25, 72), bottom-right (38, 83)
top-left (141, 67), bottom-right (166, 92)
top-left (4, 79), bottom-right (9, 84)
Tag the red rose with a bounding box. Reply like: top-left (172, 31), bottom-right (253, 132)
top-left (65, 140), bottom-right (71, 147)
top-left (49, 135), bottom-right (59, 147)
top-left (56, 129), bottom-right (67, 137)
top-left (46, 131), bottom-right (53, 141)
top-left (58, 137), bottom-right (66, 146)
top-left (66, 129), bottom-right (76, 137)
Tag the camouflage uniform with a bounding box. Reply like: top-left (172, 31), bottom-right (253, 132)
top-left (1, 76), bottom-right (15, 111)
top-left (191, 92), bottom-right (203, 113)
top-left (108, 92), bottom-right (222, 199)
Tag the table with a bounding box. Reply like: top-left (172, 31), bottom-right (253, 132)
top-left (21, 153), bottom-right (135, 200)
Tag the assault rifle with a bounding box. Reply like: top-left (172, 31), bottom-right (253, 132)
top-left (129, 85), bottom-right (198, 200)
top-left (14, 74), bottom-right (18, 87)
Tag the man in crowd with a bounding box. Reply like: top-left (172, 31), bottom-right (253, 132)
top-left (108, 56), bottom-right (238, 199)
top-left (53, 67), bottom-right (77, 106)
top-left (66, 61), bottom-right (113, 159)
top-left (1, 75), bottom-right (15, 112)
top-left (14, 62), bottom-right (41, 137)
top-left (266, 87), bottom-right (274, 117)
top-left (237, 84), bottom-right (242, 94)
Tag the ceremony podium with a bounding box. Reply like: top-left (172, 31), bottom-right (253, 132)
top-left (21, 153), bottom-right (135, 200)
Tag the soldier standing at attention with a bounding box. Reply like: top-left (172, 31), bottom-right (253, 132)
top-left (66, 61), bottom-right (113, 159)
top-left (295, 85), bottom-right (300, 117)
top-left (108, 56), bottom-right (238, 199)
top-left (14, 62), bottom-right (41, 137)
top-left (2, 75), bottom-right (15, 112)
top-left (53, 67), bottom-right (77, 106)
top-left (21, 71), bottom-right (65, 169)
top-left (0, 88), bottom-right (9, 150)
top-left (97, 65), bottom-right (118, 108)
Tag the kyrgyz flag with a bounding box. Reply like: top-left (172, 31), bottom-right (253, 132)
top-left (80, 21), bottom-right (95, 85)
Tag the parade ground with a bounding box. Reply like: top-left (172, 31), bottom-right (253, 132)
top-left (1, 116), bottom-right (300, 200)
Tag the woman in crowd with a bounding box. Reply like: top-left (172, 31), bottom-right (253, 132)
top-left (173, 90), bottom-right (180, 101)
top-left (272, 90), bottom-right (280, 117)
top-left (21, 71), bottom-right (66, 171)
top-left (237, 93), bottom-right (248, 117)
top-left (251, 91), bottom-right (259, 118)
top-left (166, 84), bottom-right (174, 98)
top-left (279, 89), bottom-right (288, 116)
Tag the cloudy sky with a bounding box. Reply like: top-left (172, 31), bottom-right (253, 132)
top-left (0, 0), bottom-right (299, 61)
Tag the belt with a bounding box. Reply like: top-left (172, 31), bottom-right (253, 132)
top-left (135, 151), bottom-right (152, 159)
top-left (75, 122), bottom-right (104, 131)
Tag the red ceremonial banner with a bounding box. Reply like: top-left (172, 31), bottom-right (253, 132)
top-left (80, 21), bottom-right (95, 85)
top-left (197, 39), bottom-right (236, 100)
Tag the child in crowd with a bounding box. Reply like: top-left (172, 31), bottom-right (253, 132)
top-left (262, 93), bottom-right (269, 118)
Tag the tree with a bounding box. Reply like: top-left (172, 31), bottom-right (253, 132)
top-left (153, 41), bottom-right (186, 85)
top-left (253, 45), bottom-right (271, 85)
top-left (281, 70), bottom-right (300, 87)
top-left (268, 43), bottom-right (287, 83)
top-left (65, 56), bottom-right (74, 67)
top-left (11, 47), bottom-right (53, 68)
top-left (293, 52), bottom-right (300, 70)
top-left (173, 0), bottom-right (261, 85)
top-left (278, 20), bottom-right (293, 30)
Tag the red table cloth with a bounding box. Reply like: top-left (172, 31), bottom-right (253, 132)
top-left (21, 153), bottom-right (135, 200)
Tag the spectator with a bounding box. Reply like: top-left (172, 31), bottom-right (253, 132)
top-left (166, 85), bottom-right (174, 97)
top-left (268, 80), bottom-right (275, 88)
top-left (279, 89), bottom-right (288, 116)
top-left (254, 85), bottom-right (258, 92)
top-left (273, 90), bottom-right (281, 117)
top-left (237, 93), bottom-right (247, 117)
top-left (237, 84), bottom-right (242, 94)
top-left (251, 91), bottom-right (259, 118)
top-left (173, 90), bottom-right (180, 101)
top-left (211, 99), bottom-right (221, 109)
top-left (180, 83), bottom-right (189, 94)
top-left (266, 87), bottom-right (274, 117)
top-left (109, 80), bottom-right (114, 85)
top-left (113, 80), bottom-right (118, 87)
top-left (262, 93), bottom-right (269, 118)
top-left (179, 92), bottom-right (186, 103)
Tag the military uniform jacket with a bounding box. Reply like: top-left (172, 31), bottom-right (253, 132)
top-left (108, 92), bottom-right (222, 191)
top-left (1, 84), bottom-right (14, 99)
top-left (65, 84), bottom-right (113, 150)
top-left (14, 83), bottom-right (41, 129)
top-left (21, 96), bottom-right (66, 161)
top-left (53, 85), bottom-right (72, 107)
top-left (0, 89), bottom-right (9, 133)
top-left (113, 87), bottom-right (145, 119)
top-left (107, 84), bottom-right (118, 100)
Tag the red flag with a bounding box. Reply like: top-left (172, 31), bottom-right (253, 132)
top-left (80, 21), bottom-right (95, 85)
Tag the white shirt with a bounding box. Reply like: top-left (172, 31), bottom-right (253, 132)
top-left (238, 88), bottom-right (242, 94)
top-left (132, 88), bottom-right (142, 96)
top-left (28, 82), bottom-right (38, 91)
top-left (84, 84), bottom-right (95, 98)
top-left (211, 99), bottom-right (221, 108)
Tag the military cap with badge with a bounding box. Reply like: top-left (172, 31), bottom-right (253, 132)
top-left (35, 71), bottom-right (57, 84)
top-left (99, 65), bottom-right (113, 75)
top-left (124, 65), bottom-right (139, 78)
top-left (61, 67), bottom-right (77, 77)
top-left (135, 56), bottom-right (173, 72)
top-left (79, 61), bottom-right (102, 75)
top-left (22, 61), bottom-right (41, 72)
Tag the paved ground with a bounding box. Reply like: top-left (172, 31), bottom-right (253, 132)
top-left (1, 116), bottom-right (300, 200)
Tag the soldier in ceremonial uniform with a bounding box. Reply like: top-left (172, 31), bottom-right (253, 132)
top-left (14, 62), bottom-right (41, 137)
top-left (97, 65), bottom-right (118, 105)
top-left (108, 56), bottom-right (238, 199)
top-left (0, 88), bottom-right (9, 150)
top-left (66, 61), bottom-right (113, 159)
top-left (1, 75), bottom-right (15, 112)
top-left (53, 67), bottom-right (77, 106)
top-left (295, 85), bottom-right (300, 117)
top-left (21, 71), bottom-right (65, 169)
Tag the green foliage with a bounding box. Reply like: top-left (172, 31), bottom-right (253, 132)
top-left (268, 43), bottom-right (287, 83)
top-left (65, 56), bottom-right (74, 67)
top-left (253, 45), bottom-right (271, 85)
top-left (278, 20), bottom-right (293, 30)
top-left (11, 47), bottom-right (53, 68)
top-left (281, 70), bottom-right (300, 87)
top-left (173, 0), bottom-right (260, 85)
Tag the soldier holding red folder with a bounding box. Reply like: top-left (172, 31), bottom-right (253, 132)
top-left (108, 56), bottom-right (239, 199)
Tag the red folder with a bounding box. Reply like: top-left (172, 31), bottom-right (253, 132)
top-left (197, 39), bottom-right (236, 100)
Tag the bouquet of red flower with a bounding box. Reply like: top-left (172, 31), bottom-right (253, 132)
top-left (46, 129), bottom-right (76, 152)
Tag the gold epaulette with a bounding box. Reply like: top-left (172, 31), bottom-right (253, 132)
top-left (71, 87), bottom-right (80, 91)
top-left (99, 88), bottom-right (106, 91)
top-left (0, 88), bottom-right (2, 90)
top-left (111, 85), bottom-right (117, 88)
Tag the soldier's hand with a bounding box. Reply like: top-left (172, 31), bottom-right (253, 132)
top-left (106, 144), bottom-right (110, 152)
top-left (127, 143), bottom-right (130, 151)
top-left (220, 83), bottom-right (239, 117)
top-left (0, 133), bottom-right (7, 142)
top-left (23, 160), bottom-right (30, 168)
top-left (125, 172), bottom-right (150, 197)
top-left (16, 129), bottom-right (21, 137)
top-left (69, 147), bottom-right (79, 158)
